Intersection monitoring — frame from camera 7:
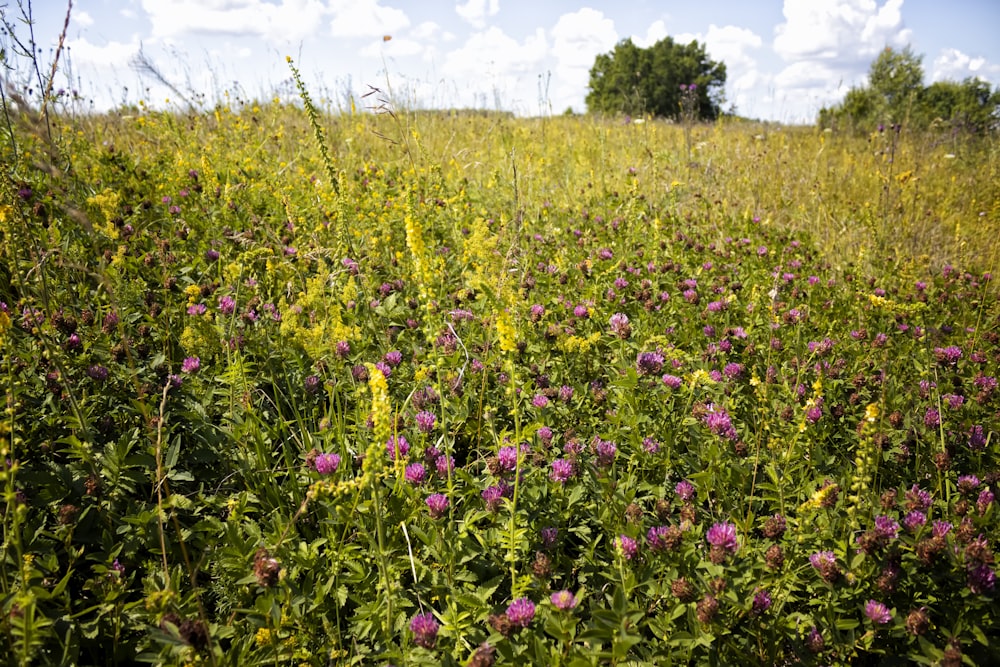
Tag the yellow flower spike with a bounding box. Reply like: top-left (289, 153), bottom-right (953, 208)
top-left (496, 311), bottom-right (517, 353)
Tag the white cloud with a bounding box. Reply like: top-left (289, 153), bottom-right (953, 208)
top-left (551, 8), bottom-right (617, 70)
top-left (142, 0), bottom-right (327, 42)
top-left (438, 27), bottom-right (547, 111)
top-left (361, 36), bottom-right (425, 59)
top-left (774, 60), bottom-right (841, 89)
top-left (632, 20), bottom-right (667, 48)
top-left (550, 8), bottom-right (618, 112)
top-left (672, 24), bottom-right (763, 114)
top-left (767, 0), bottom-right (913, 122)
top-left (65, 35), bottom-right (141, 67)
top-left (931, 48), bottom-right (1000, 83)
top-left (704, 24), bottom-right (762, 72)
top-left (411, 21), bottom-right (454, 42)
top-left (73, 10), bottom-right (94, 27)
top-left (329, 0), bottom-right (410, 39)
top-left (443, 26), bottom-right (547, 78)
top-left (455, 0), bottom-right (500, 29)
top-left (121, 8), bottom-right (137, 19)
top-left (773, 0), bottom-right (910, 65)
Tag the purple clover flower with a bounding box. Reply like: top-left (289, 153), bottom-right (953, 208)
top-left (703, 404), bottom-right (738, 441)
top-left (751, 589), bottom-right (772, 616)
top-left (636, 351), bottom-right (664, 376)
top-left (409, 612), bottom-right (440, 648)
top-left (662, 374), bottom-right (683, 389)
top-left (874, 516), bottom-right (900, 540)
top-left (497, 445), bottom-right (519, 471)
top-left (706, 522), bottom-right (738, 553)
top-left (609, 312), bottom-right (631, 338)
top-left (934, 346), bottom-right (962, 364)
top-left (618, 535), bottom-right (639, 560)
top-left (968, 425), bottom-right (987, 451)
top-left (647, 525), bottom-right (681, 552)
top-left (415, 411), bottom-right (436, 433)
top-left (314, 453), bottom-right (340, 475)
top-left (218, 295), bottom-right (236, 315)
top-left (593, 438), bottom-right (617, 466)
top-left (864, 600), bottom-right (892, 625)
top-left (968, 564), bottom-right (996, 594)
top-left (386, 435), bottom-right (410, 460)
top-left (906, 485), bottom-right (932, 511)
top-left (506, 598), bottom-right (536, 627)
top-left (550, 590), bottom-right (578, 610)
top-left (482, 485), bottom-right (506, 512)
top-left (977, 488), bottom-right (995, 515)
top-left (435, 455), bottom-right (454, 476)
top-left (675, 480), bottom-right (695, 501)
top-left (405, 463), bottom-right (426, 485)
top-left (550, 459), bottom-right (575, 483)
top-left (903, 511), bottom-right (927, 533)
top-left (425, 493), bottom-right (449, 518)
top-left (958, 475), bottom-right (981, 493)
top-left (181, 356), bottom-right (200, 374)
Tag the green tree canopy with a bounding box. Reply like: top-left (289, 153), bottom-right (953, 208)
top-left (819, 45), bottom-right (1000, 133)
top-left (586, 37), bottom-right (726, 120)
top-left (867, 45), bottom-right (925, 123)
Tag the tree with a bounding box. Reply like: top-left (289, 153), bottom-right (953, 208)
top-left (818, 45), bottom-right (1000, 134)
top-left (917, 78), bottom-right (1000, 132)
top-left (586, 37), bottom-right (726, 120)
top-left (867, 45), bottom-right (924, 123)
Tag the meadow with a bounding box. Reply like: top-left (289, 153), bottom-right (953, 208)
top-left (0, 77), bottom-right (998, 666)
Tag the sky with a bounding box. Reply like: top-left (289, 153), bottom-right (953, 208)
top-left (14, 0), bottom-right (1000, 123)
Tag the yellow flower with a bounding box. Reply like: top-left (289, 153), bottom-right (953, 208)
top-left (496, 311), bottom-right (517, 353)
top-left (799, 483), bottom-right (839, 512)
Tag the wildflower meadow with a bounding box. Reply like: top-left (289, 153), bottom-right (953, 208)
top-left (1, 54), bottom-right (999, 667)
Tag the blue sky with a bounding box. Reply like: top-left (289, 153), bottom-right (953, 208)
top-left (20, 0), bottom-right (1000, 123)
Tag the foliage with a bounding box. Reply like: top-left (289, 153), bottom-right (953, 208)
top-left (820, 46), bottom-right (1000, 134)
top-left (0, 26), bottom-right (999, 667)
top-left (586, 37), bottom-right (726, 120)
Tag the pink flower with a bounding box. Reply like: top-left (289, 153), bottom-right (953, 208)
top-left (314, 453), bottom-right (340, 475)
top-left (409, 612), bottom-right (439, 648)
top-left (550, 590), bottom-right (577, 610)
top-left (706, 522), bottom-right (739, 553)
top-left (864, 600), bottom-right (892, 625)
top-left (506, 598), bottom-right (536, 627)
top-left (618, 535), bottom-right (639, 560)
